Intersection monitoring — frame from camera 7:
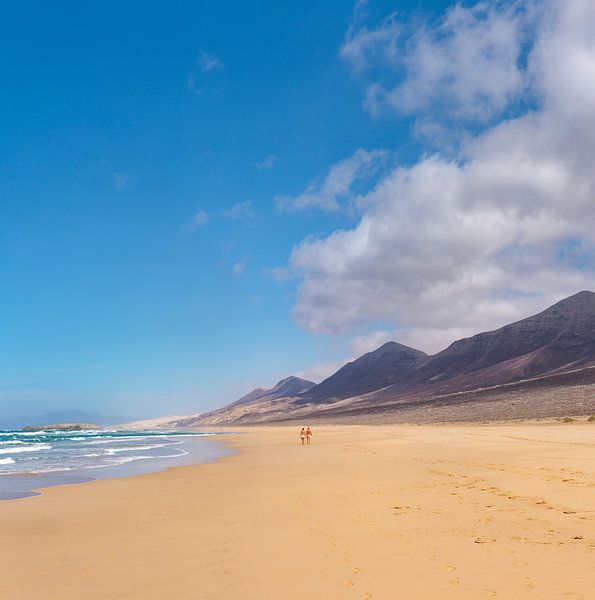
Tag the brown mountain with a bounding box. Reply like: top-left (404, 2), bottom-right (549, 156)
top-left (410, 290), bottom-right (595, 389)
top-left (299, 342), bottom-right (427, 403)
top-left (177, 291), bottom-right (595, 425)
top-left (177, 376), bottom-right (315, 426)
top-left (296, 291), bottom-right (595, 406)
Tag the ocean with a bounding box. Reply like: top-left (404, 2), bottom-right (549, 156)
top-left (0, 429), bottom-right (232, 500)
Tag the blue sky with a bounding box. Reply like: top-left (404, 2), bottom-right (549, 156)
top-left (2, 0), bottom-right (594, 421)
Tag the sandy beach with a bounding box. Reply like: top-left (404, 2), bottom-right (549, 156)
top-left (1, 423), bottom-right (594, 599)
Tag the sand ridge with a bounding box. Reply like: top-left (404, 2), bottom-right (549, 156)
top-left (0, 424), bottom-right (593, 599)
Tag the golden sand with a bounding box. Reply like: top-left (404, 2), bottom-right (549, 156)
top-left (1, 424), bottom-right (594, 599)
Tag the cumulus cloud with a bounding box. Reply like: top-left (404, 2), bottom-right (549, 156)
top-left (276, 148), bottom-right (389, 212)
top-left (342, 1), bottom-right (533, 122)
top-left (288, 0), bottom-right (595, 353)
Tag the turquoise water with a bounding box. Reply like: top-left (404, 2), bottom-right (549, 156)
top-left (0, 429), bottom-right (232, 500)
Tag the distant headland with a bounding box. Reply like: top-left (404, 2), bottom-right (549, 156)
top-left (21, 423), bottom-right (102, 432)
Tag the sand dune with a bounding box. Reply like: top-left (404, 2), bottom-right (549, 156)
top-left (1, 423), bottom-right (594, 599)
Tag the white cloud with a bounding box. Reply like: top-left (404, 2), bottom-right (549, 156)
top-left (276, 148), bottom-right (389, 212)
top-left (257, 155), bottom-right (278, 170)
top-left (288, 0), bottom-right (595, 354)
top-left (198, 50), bottom-right (223, 72)
top-left (232, 261), bottom-right (246, 277)
top-left (342, 1), bottom-right (533, 122)
top-left (341, 12), bottom-right (400, 74)
top-left (186, 209), bottom-right (209, 231)
top-left (222, 201), bottom-right (257, 220)
top-left (297, 359), bottom-right (348, 383)
top-left (262, 267), bottom-right (290, 282)
top-left (348, 331), bottom-right (395, 356)
top-left (186, 73), bottom-right (202, 96)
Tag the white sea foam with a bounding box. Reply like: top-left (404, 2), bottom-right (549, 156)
top-left (82, 436), bottom-right (157, 445)
top-left (28, 466), bottom-right (77, 474)
top-left (104, 444), bottom-right (167, 455)
top-left (108, 450), bottom-right (188, 465)
top-left (28, 454), bottom-right (168, 473)
top-left (0, 444), bottom-right (52, 455)
top-left (0, 430), bottom-right (218, 486)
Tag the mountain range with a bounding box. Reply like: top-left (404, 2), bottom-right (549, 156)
top-left (152, 291), bottom-right (595, 427)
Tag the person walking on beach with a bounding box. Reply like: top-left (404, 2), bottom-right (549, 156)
top-left (306, 426), bottom-right (312, 445)
top-left (300, 427), bottom-right (306, 445)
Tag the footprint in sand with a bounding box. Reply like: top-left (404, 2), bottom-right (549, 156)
top-left (484, 591), bottom-right (498, 597)
top-left (446, 565), bottom-right (457, 572)
top-left (474, 537), bottom-right (497, 544)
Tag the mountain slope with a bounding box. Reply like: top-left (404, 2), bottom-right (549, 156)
top-left (301, 342), bottom-right (428, 402)
top-left (176, 376), bottom-right (315, 426)
top-left (413, 290), bottom-right (595, 387)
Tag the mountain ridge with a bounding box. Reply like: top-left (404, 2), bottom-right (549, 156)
top-left (171, 291), bottom-right (595, 426)
top-left (176, 376), bottom-right (316, 426)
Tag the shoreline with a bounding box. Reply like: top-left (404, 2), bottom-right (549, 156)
top-left (0, 431), bottom-right (235, 502)
top-left (1, 423), bottom-right (593, 599)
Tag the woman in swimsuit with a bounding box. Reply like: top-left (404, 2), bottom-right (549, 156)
top-left (300, 427), bottom-right (306, 445)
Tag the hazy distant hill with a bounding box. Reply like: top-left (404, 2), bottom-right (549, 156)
top-left (117, 415), bottom-right (190, 430)
top-left (1, 409), bottom-right (131, 431)
top-left (179, 291), bottom-right (595, 425)
top-left (175, 376), bottom-right (315, 427)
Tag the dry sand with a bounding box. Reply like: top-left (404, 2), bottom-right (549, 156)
top-left (1, 424), bottom-right (594, 599)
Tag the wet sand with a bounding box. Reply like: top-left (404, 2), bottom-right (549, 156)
top-left (1, 424), bottom-right (594, 599)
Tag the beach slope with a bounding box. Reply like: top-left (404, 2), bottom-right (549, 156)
top-left (1, 424), bottom-right (594, 599)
